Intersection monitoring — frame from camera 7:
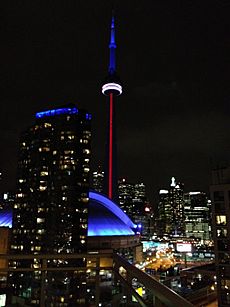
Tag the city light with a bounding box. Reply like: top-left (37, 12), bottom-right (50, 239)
top-left (36, 107), bottom-right (92, 120)
top-left (102, 83), bottom-right (122, 95)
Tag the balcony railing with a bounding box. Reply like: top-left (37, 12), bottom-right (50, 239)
top-left (0, 251), bottom-right (194, 307)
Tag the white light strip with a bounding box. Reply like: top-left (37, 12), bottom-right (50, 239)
top-left (102, 83), bottom-right (122, 95)
top-left (159, 189), bottom-right (168, 194)
top-left (189, 192), bottom-right (201, 195)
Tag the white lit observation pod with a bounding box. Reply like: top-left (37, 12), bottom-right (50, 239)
top-left (102, 82), bottom-right (122, 96)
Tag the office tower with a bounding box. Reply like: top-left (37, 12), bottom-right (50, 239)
top-left (118, 178), bottom-right (135, 216)
top-left (210, 166), bottom-right (230, 307)
top-left (157, 177), bottom-right (185, 238)
top-left (118, 178), bottom-right (151, 238)
top-left (102, 14), bottom-right (122, 201)
top-left (184, 192), bottom-right (212, 243)
top-left (118, 179), bottom-right (147, 218)
top-left (92, 166), bottom-right (104, 193)
top-left (10, 105), bottom-right (91, 306)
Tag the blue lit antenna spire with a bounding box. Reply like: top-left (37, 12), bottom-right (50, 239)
top-left (109, 14), bottom-right (116, 74)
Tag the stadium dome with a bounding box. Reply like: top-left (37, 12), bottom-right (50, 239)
top-left (88, 191), bottom-right (137, 236)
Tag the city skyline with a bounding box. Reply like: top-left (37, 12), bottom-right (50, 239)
top-left (1, 2), bottom-right (230, 203)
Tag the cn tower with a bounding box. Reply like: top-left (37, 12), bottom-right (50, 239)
top-left (102, 14), bottom-right (122, 201)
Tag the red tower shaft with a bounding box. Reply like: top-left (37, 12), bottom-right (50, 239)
top-left (109, 93), bottom-right (113, 199)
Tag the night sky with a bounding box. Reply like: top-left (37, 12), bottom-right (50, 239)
top-left (1, 1), bottom-right (230, 205)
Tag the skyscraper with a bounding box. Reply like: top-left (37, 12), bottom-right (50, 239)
top-left (118, 178), bottom-right (151, 238)
top-left (102, 14), bottom-right (122, 201)
top-left (10, 104), bottom-right (91, 306)
top-left (92, 166), bottom-right (104, 193)
top-left (157, 177), bottom-right (185, 238)
top-left (118, 179), bottom-right (147, 218)
top-left (184, 191), bottom-right (212, 243)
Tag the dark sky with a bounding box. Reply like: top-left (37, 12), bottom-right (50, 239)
top-left (1, 1), bottom-right (230, 205)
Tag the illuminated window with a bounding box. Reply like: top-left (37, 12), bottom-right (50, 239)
top-left (37, 218), bottom-right (45, 224)
top-left (39, 186), bottom-right (47, 191)
top-left (44, 123), bottom-right (51, 128)
top-left (83, 130), bottom-right (91, 138)
top-left (216, 215), bottom-right (227, 225)
top-left (83, 149), bottom-right (90, 155)
top-left (60, 165), bottom-right (71, 170)
top-left (39, 147), bottom-right (50, 152)
top-left (37, 229), bottom-right (45, 234)
top-left (217, 229), bottom-right (228, 237)
top-left (17, 193), bottom-right (24, 198)
top-left (53, 151), bottom-right (57, 155)
top-left (40, 171), bottom-right (48, 176)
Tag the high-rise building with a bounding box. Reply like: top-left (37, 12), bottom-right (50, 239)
top-left (118, 178), bottom-right (152, 238)
top-left (9, 104), bottom-right (91, 306)
top-left (184, 191), bottom-right (212, 243)
top-left (92, 166), bottom-right (104, 193)
top-left (102, 14), bottom-right (122, 201)
top-left (157, 177), bottom-right (185, 238)
top-left (118, 178), bottom-right (135, 216)
top-left (210, 166), bottom-right (230, 306)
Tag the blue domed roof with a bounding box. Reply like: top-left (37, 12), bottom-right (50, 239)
top-left (88, 191), bottom-right (136, 237)
top-left (0, 210), bottom-right (12, 228)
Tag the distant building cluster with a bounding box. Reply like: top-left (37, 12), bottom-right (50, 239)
top-left (92, 170), bottom-right (152, 238)
top-left (156, 177), bottom-right (212, 243)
